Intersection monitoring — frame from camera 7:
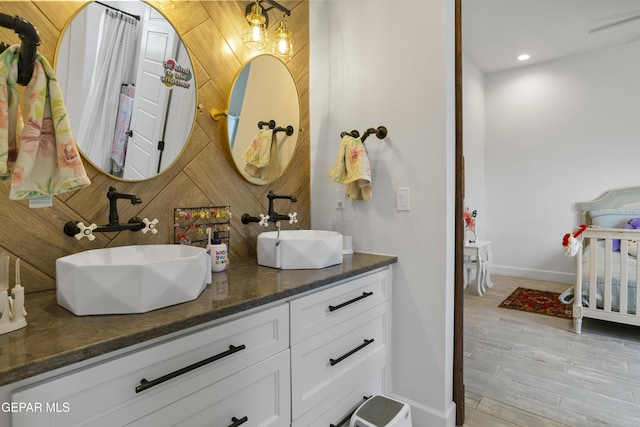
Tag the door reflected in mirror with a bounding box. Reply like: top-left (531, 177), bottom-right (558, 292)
top-left (227, 55), bottom-right (300, 185)
top-left (55, 0), bottom-right (196, 181)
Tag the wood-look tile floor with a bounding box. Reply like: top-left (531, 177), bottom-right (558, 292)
top-left (462, 275), bottom-right (640, 427)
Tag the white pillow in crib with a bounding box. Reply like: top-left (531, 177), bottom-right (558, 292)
top-left (589, 209), bottom-right (640, 228)
top-left (630, 240), bottom-right (638, 257)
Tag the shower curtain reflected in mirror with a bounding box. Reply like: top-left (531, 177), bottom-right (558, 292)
top-left (76, 10), bottom-right (139, 172)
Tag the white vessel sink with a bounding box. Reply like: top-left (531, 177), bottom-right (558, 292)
top-left (56, 245), bottom-right (209, 316)
top-left (257, 230), bottom-right (343, 269)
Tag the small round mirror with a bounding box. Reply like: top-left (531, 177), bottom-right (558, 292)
top-left (55, 1), bottom-right (196, 181)
top-left (227, 55), bottom-right (300, 185)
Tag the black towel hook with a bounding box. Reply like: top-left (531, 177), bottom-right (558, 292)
top-left (258, 120), bottom-right (294, 136)
top-left (361, 126), bottom-right (388, 142)
top-left (340, 130), bottom-right (360, 138)
top-left (0, 13), bottom-right (41, 86)
top-left (340, 126), bottom-right (388, 142)
top-left (258, 120), bottom-right (276, 129)
top-left (274, 125), bottom-right (294, 136)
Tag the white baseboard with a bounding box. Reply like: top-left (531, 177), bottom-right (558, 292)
top-left (388, 392), bottom-right (456, 427)
top-left (491, 265), bottom-right (574, 284)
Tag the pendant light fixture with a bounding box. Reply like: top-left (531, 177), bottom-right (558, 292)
top-left (271, 16), bottom-right (293, 62)
top-left (242, 1), bottom-right (268, 51)
top-left (242, 0), bottom-right (293, 60)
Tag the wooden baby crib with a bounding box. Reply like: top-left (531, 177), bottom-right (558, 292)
top-left (573, 187), bottom-right (640, 333)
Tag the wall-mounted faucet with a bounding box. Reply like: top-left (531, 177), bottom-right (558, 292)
top-left (107, 186), bottom-right (142, 224)
top-left (63, 186), bottom-right (159, 241)
top-left (242, 191), bottom-right (298, 227)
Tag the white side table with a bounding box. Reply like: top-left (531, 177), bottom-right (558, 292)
top-left (463, 240), bottom-right (493, 296)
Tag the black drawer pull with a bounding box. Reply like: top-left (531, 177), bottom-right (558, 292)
top-left (329, 395), bottom-right (372, 427)
top-left (329, 292), bottom-right (373, 312)
top-left (135, 344), bottom-right (246, 393)
top-left (228, 416), bottom-right (248, 427)
top-left (329, 339), bottom-right (374, 366)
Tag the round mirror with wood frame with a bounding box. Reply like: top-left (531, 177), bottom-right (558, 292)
top-left (226, 54), bottom-right (300, 185)
top-left (55, 0), bottom-right (196, 181)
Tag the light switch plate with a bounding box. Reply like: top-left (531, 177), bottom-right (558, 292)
top-left (396, 187), bottom-right (410, 211)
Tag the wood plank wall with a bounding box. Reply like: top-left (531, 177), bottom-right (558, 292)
top-left (0, 1), bottom-right (311, 293)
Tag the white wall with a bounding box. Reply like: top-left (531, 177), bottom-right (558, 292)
top-left (310, 1), bottom-right (457, 426)
top-left (465, 42), bottom-right (640, 283)
top-left (462, 54), bottom-right (485, 237)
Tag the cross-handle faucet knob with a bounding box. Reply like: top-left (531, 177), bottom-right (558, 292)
top-left (259, 214), bottom-right (270, 227)
top-left (75, 222), bottom-right (97, 241)
top-left (141, 218), bottom-right (159, 234)
top-left (288, 212), bottom-right (298, 224)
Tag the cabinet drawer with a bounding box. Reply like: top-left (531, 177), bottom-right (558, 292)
top-left (290, 268), bottom-right (391, 344)
top-left (293, 362), bottom-right (388, 427)
top-left (128, 350), bottom-right (291, 427)
top-left (291, 303), bottom-right (389, 419)
top-left (11, 304), bottom-right (289, 427)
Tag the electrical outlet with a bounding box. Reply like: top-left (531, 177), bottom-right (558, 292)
top-left (335, 188), bottom-right (346, 210)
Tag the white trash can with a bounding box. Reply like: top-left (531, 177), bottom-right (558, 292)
top-left (350, 395), bottom-right (412, 427)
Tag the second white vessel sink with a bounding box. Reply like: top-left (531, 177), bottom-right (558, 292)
top-left (56, 245), bottom-right (209, 316)
top-left (257, 230), bottom-right (343, 269)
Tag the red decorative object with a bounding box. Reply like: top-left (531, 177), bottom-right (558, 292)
top-left (562, 224), bottom-right (587, 247)
top-left (463, 210), bottom-right (475, 229)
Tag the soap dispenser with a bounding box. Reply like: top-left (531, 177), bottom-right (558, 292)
top-left (209, 231), bottom-right (228, 272)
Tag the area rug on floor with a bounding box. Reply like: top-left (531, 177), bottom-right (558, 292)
top-left (498, 287), bottom-right (572, 319)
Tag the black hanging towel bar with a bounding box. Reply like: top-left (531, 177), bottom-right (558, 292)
top-left (95, 1), bottom-right (141, 21)
top-left (0, 13), bottom-right (40, 86)
top-left (257, 119), bottom-right (294, 136)
top-left (340, 126), bottom-right (388, 143)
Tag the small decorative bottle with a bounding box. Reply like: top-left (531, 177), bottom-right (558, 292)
top-left (209, 231), bottom-right (228, 272)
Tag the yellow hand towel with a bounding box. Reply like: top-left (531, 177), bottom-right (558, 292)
top-left (0, 45), bottom-right (91, 200)
top-left (243, 128), bottom-right (281, 180)
top-left (242, 128), bottom-right (273, 169)
top-left (329, 135), bottom-right (372, 201)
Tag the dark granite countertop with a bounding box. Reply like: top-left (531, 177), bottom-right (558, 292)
top-left (0, 252), bottom-right (396, 387)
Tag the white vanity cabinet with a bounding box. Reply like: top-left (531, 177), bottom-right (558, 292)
top-left (1, 263), bottom-right (394, 427)
top-left (10, 304), bottom-right (290, 427)
top-left (290, 268), bottom-right (392, 426)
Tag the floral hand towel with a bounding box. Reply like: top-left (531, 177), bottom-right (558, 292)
top-left (242, 128), bottom-right (279, 179)
top-left (329, 134), bottom-right (372, 201)
top-left (0, 45), bottom-right (90, 200)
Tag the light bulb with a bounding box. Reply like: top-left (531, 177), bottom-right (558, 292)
top-left (271, 18), bottom-right (293, 61)
top-left (243, 1), bottom-right (268, 50)
top-left (252, 26), bottom-right (263, 42)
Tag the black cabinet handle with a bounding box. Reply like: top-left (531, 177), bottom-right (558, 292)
top-left (329, 395), bottom-right (372, 427)
top-left (328, 292), bottom-right (373, 312)
top-left (228, 416), bottom-right (248, 427)
top-left (135, 344), bottom-right (246, 393)
top-left (329, 339), bottom-right (374, 366)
